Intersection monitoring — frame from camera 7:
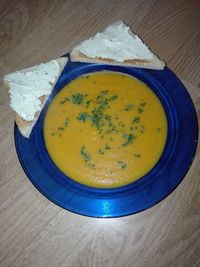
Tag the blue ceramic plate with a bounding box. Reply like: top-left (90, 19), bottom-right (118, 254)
top-left (14, 56), bottom-right (198, 218)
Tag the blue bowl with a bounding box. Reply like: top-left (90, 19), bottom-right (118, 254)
top-left (14, 56), bottom-right (198, 217)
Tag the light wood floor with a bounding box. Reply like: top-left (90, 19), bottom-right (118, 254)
top-left (0, 0), bottom-right (200, 266)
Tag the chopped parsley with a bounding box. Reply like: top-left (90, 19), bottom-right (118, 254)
top-left (80, 146), bottom-right (96, 169)
top-left (114, 114), bottom-right (119, 120)
top-left (76, 90), bottom-right (118, 133)
top-left (138, 101), bottom-right (146, 113)
top-left (134, 153), bottom-right (141, 158)
top-left (60, 97), bottom-right (69, 104)
top-left (118, 161), bottom-right (127, 169)
top-left (58, 126), bottom-right (64, 131)
top-left (132, 117), bottom-right (140, 124)
top-left (138, 107), bottom-right (144, 113)
top-left (98, 144), bottom-right (111, 155)
top-left (74, 89), bottom-right (147, 141)
top-left (140, 125), bottom-right (145, 134)
top-left (124, 103), bottom-right (134, 111)
top-left (80, 146), bottom-right (91, 162)
top-left (109, 95), bottom-right (118, 101)
top-left (104, 114), bottom-right (112, 121)
top-left (140, 101), bottom-right (146, 107)
top-left (77, 112), bottom-right (91, 122)
top-left (91, 108), bottom-right (102, 129)
top-left (64, 118), bottom-right (69, 127)
top-left (104, 144), bottom-right (111, 150)
top-left (98, 149), bottom-right (104, 155)
top-left (99, 99), bottom-right (108, 109)
top-left (85, 99), bottom-right (92, 108)
top-left (72, 93), bottom-right (84, 104)
top-left (96, 90), bottom-right (108, 102)
top-left (122, 133), bottom-right (135, 147)
top-left (119, 121), bottom-right (125, 128)
top-left (88, 162), bottom-right (96, 169)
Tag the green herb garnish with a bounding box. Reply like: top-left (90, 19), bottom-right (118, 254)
top-left (91, 108), bottom-right (102, 128)
top-left (64, 118), bottom-right (69, 127)
top-left (87, 162), bottom-right (96, 169)
top-left (98, 149), bottom-right (104, 155)
top-left (77, 112), bottom-right (91, 122)
top-left (80, 145), bottom-right (91, 161)
top-left (138, 107), bottom-right (144, 113)
top-left (114, 114), bottom-right (119, 120)
top-left (99, 99), bottom-right (108, 110)
top-left (138, 101), bottom-right (146, 113)
top-left (140, 101), bottom-right (146, 107)
top-left (122, 133), bottom-right (135, 147)
top-left (85, 99), bottom-right (92, 108)
top-left (58, 126), bottom-right (64, 131)
top-left (72, 93), bottom-right (84, 104)
top-left (140, 125), bottom-right (145, 134)
top-left (132, 117), bottom-right (140, 124)
top-left (104, 144), bottom-right (111, 150)
top-left (104, 114), bottom-right (112, 121)
top-left (109, 95), bottom-right (118, 101)
top-left (60, 97), bottom-right (69, 104)
top-left (134, 153), bottom-right (141, 158)
top-left (118, 161), bottom-right (127, 169)
top-left (119, 121), bottom-right (125, 128)
top-left (124, 103), bottom-right (134, 111)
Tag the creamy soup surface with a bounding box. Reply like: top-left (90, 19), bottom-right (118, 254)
top-left (44, 71), bottom-right (168, 188)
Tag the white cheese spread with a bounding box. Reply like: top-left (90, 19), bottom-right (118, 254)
top-left (77, 23), bottom-right (153, 62)
top-left (5, 60), bottom-right (60, 121)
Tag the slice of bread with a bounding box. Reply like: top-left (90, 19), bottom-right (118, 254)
top-left (71, 20), bottom-right (165, 70)
top-left (3, 57), bottom-right (68, 138)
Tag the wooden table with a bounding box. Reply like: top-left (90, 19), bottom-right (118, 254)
top-left (0, 1), bottom-right (199, 266)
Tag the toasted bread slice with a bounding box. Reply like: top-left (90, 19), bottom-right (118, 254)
top-left (71, 20), bottom-right (165, 70)
top-left (3, 57), bottom-right (68, 138)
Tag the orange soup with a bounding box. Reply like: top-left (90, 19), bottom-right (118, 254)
top-left (44, 71), bottom-right (168, 188)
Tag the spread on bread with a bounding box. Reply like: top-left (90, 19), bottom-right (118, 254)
top-left (4, 57), bottom-right (68, 138)
top-left (75, 22), bottom-right (153, 62)
top-left (70, 20), bottom-right (165, 69)
top-left (5, 60), bottom-right (60, 121)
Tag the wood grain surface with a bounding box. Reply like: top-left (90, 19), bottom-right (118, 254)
top-left (0, 0), bottom-right (200, 266)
